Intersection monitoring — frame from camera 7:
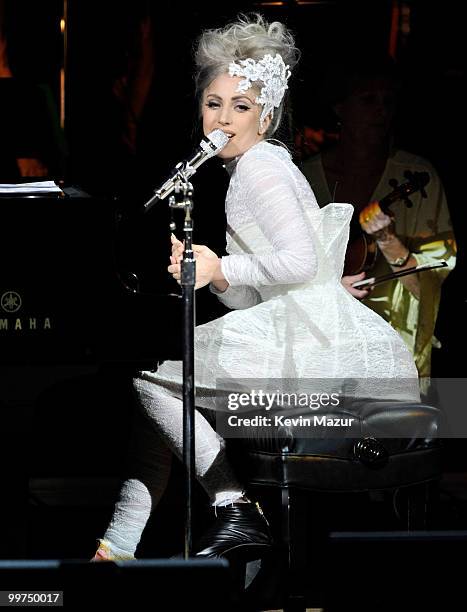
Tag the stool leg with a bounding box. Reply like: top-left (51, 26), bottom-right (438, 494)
top-left (406, 480), bottom-right (439, 530)
top-left (282, 487), bottom-right (307, 612)
top-left (393, 480), bottom-right (438, 530)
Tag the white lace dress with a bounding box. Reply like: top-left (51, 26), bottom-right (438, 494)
top-left (142, 141), bottom-right (419, 405)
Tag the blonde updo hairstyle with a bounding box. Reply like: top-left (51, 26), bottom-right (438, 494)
top-left (194, 13), bottom-right (299, 138)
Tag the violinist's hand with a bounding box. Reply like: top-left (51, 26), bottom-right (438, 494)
top-left (168, 234), bottom-right (224, 290)
top-left (359, 202), bottom-right (395, 242)
top-left (341, 272), bottom-right (372, 299)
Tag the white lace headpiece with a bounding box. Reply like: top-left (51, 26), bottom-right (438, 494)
top-left (228, 53), bottom-right (291, 125)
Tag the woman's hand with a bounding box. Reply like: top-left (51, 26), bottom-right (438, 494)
top-left (168, 234), bottom-right (226, 290)
top-left (341, 272), bottom-right (372, 299)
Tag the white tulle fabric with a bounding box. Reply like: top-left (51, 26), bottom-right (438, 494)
top-left (143, 141), bottom-right (419, 404)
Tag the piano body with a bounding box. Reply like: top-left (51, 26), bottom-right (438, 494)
top-left (0, 185), bottom-right (181, 367)
top-left (0, 186), bottom-right (181, 558)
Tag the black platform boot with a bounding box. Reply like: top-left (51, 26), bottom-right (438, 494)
top-left (195, 500), bottom-right (273, 560)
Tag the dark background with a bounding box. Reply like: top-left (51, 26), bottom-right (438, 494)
top-left (4, 0), bottom-right (464, 315)
top-left (1, 0), bottom-right (466, 575)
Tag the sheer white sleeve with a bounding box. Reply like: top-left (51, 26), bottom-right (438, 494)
top-left (209, 283), bottom-right (262, 310)
top-left (221, 151), bottom-right (317, 288)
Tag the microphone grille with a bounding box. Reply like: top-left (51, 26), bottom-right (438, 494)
top-left (204, 129), bottom-right (229, 155)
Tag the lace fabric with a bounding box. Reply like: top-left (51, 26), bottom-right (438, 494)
top-left (228, 53), bottom-right (291, 124)
top-left (147, 141), bottom-right (419, 404)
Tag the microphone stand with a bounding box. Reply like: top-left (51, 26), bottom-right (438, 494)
top-left (141, 131), bottom-right (229, 558)
top-left (169, 176), bottom-right (196, 559)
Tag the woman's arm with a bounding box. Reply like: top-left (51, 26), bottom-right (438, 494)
top-left (169, 237), bottom-right (262, 308)
top-left (209, 283), bottom-right (262, 310)
top-left (221, 153), bottom-right (317, 288)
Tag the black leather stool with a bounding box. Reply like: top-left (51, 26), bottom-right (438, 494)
top-left (227, 399), bottom-right (441, 611)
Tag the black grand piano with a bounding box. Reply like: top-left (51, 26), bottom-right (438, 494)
top-left (0, 185), bottom-right (185, 558)
top-left (0, 185), bottom-right (182, 367)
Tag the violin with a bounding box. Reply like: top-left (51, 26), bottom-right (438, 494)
top-left (343, 170), bottom-right (430, 276)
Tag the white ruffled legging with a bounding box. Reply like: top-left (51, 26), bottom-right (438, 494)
top-left (101, 377), bottom-right (244, 558)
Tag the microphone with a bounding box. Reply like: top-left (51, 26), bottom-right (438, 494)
top-left (144, 129), bottom-right (229, 212)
